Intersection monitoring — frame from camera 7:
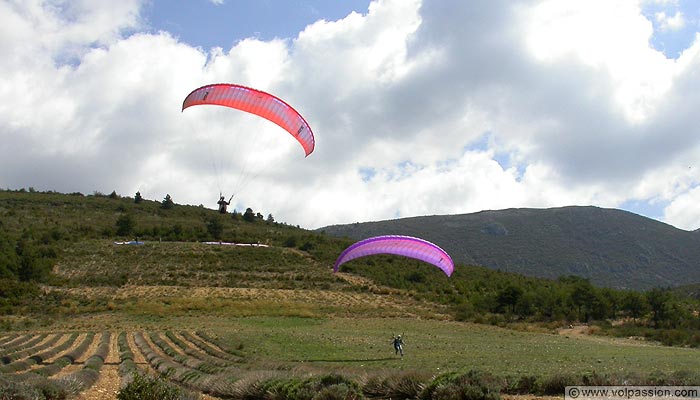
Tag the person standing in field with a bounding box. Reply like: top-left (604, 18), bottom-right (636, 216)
top-left (392, 334), bottom-right (404, 357)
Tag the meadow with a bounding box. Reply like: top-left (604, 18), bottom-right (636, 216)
top-left (183, 316), bottom-right (700, 377)
top-left (5, 308), bottom-right (700, 399)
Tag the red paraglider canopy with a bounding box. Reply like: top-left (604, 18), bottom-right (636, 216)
top-left (182, 83), bottom-right (315, 157)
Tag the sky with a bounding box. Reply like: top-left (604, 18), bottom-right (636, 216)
top-left (1, 0), bottom-right (700, 231)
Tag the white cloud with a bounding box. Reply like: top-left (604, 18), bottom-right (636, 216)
top-left (655, 10), bottom-right (685, 31)
top-left (525, 0), bottom-right (682, 123)
top-left (664, 186), bottom-right (700, 230)
top-left (1, 0), bottom-right (700, 230)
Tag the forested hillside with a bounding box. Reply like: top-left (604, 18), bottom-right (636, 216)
top-left (318, 206), bottom-right (700, 289)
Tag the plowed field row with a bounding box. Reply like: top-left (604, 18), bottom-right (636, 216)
top-left (0, 331), bottom-right (241, 399)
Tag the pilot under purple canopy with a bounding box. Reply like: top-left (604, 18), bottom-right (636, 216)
top-left (333, 235), bottom-right (454, 277)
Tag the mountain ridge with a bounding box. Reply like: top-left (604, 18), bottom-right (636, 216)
top-left (317, 206), bottom-right (700, 290)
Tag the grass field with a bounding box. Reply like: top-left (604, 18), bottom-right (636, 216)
top-left (35, 307), bottom-right (700, 379)
top-left (156, 316), bottom-right (700, 377)
top-left (4, 273), bottom-right (700, 399)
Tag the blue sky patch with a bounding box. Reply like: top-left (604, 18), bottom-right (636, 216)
top-left (358, 167), bottom-right (376, 182)
top-left (641, 0), bottom-right (700, 59)
top-left (619, 198), bottom-right (668, 221)
top-left (143, 0), bottom-right (371, 50)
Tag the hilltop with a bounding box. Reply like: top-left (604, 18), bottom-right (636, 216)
top-left (318, 206), bottom-right (700, 290)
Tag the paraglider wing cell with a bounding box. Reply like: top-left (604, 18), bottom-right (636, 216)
top-left (333, 235), bottom-right (454, 277)
top-left (182, 83), bottom-right (315, 156)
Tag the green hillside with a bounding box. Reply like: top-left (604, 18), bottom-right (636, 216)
top-left (1, 189), bottom-right (700, 341)
top-left (2, 189), bottom-right (700, 398)
top-left (318, 206), bottom-right (700, 290)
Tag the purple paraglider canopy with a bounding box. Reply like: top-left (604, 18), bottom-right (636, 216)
top-left (333, 235), bottom-right (454, 277)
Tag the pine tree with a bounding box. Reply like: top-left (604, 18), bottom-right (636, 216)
top-left (243, 207), bottom-right (256, 222)
top-left (206, 217), bottom-right (224, 240)
top-left (161, 194), bottom-right (174, 209)
top-left (116, 214), bottom-right (135, 237)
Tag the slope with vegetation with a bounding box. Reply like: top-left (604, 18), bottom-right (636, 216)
top-left (2, 189), bottom-right (700, 341)
top-left (2, 189), bottom-right (700, 398)
top-left (318, 206), bottom-right (700, 290)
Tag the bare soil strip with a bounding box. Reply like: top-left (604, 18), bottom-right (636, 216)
top-left (0, 334), bottom-right (12, 345)
top-left (76, 332), bottom-right (120, 400)
top-left (24, 333), bottom-right (83, 373)
top-left (124, 330), bottom-right (157, 378)
top-left (156, 332), bottom-right (187, 357)
top-left (189, 331), bottom-right (228, 354)
top-left (171, 332), bottom-right (230, 367)
top-left (51, 332), bottom-right (101, 379)
top-left (40, 333), bottom-right (87, 364)
top-left (141, 331), bottom-right (175, 363)
top-left (0, 333), bottom-right (34, 350)
top-left (2, 334), bottom-right (61, 367)
top-left (135, 332), bottom-right (218, 399)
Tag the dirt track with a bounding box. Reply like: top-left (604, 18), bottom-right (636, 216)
top-left (557, 324), bottom-right (651, 347)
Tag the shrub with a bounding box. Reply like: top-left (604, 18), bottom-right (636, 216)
top-left (206, 217), bottom-right (224, 240)
top-left (363, 371), bottom-right (428, 399)
top-left (64, 332), bottom-right (96, 363)
top-left (536, 373), bottom-right (580, 395)
top-left (219, 371), bottom-right (279, 399)
top-left (0, 376), bottom-right (44, 400)
top-left (581, 371), bottom-right (614, 386)
top-left (117, 372), bottom-right (197, 400)
top-left (37, 380), bottom-right (70, 400)
top-left (313, 383), bottom-right (364, 400)
top-left (59, 369), bottom-right (99, 392)
top-left (116, 214), bottom-right (135, 237)
top-left (233, 374), bottom-right (365, 400)
top-left (666, 370), bottom-right (700, 385)
top-left (242, 208), bottom-right (256, 222)
top-left (420, 370), bottom-right (501, 400)
top-left (503, 375), bottom-right (539, 395)
top-left (0, 374), bottom-right (71, 400)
